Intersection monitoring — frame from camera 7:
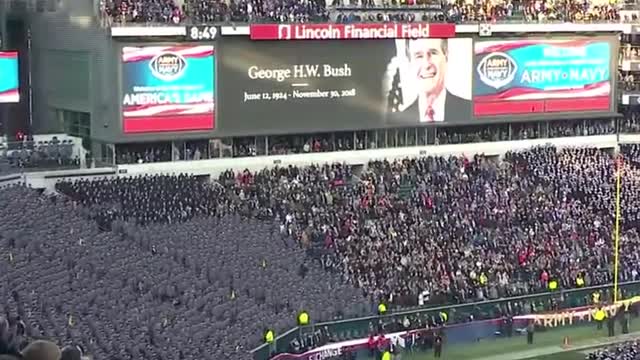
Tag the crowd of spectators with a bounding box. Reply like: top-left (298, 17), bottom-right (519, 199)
top-left (1, 138), bottom-right (80, 176)
top-left (115, 144), bottom-right (172, 165)
top-left (622, 113), bottom-right (640, 134)
top-left (100, 0), bottom-right (183, 25)
top-left (549, 119), bottom-right (616, 138)
top-left (621, 45), bottom-right (640, 62)
top-left (1, 144), bottom-right (640, 357)
top-left (619, 70), bottom-right (639, 92)
top-left (587, 340), bottom-right (640, 360)
top-left (116, 142), bottom-right (213, 164)
top-left (56, 145), bottom-right (640, 309)
top-left (100, 0), bottom-right (623, 25)
top-left (436, 125), bottom-right (509, 144)
top-left (621, 107), bottom-right (640, 133)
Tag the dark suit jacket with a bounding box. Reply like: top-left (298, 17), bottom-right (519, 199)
top-left (386, 91), bottom-right (472, 125)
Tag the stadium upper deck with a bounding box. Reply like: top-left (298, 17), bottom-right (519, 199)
top-left (5, 0), bottom-right (640, 172)
top-left (101, 0), bottom-right (624, 26)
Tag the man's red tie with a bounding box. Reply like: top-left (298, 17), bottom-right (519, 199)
top-left (426, 106), bottom-right (435, 122)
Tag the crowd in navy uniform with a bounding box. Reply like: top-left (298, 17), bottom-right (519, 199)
top-left (1, 183), bottom-right (370, 360)
top-left (587, 340), bottom-right (640, 360)
top-left (54, 174), bottom-right (228, 227)
top-left (4, 144), bottom-right (640, 358)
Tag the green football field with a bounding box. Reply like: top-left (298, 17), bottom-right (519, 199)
top-left (381, 321), bottom-right (640, 360)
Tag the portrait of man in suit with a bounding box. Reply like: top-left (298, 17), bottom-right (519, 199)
top-left (383, 38), bottom-right (472, 124)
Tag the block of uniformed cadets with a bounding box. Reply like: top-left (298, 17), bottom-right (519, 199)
top-left (0, 184), bottom-right (371, 360)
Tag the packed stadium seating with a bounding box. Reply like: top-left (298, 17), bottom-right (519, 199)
top-left (101, 0), bottom-right (622, 24)
top-left (4, 144), bottom-right (640, 358)
top-left (0, 184), bottom-right (370, 360)
top-left (50, 144), bottom-right (640, 307)
top-left (102, 0), bottom-right (183, 24)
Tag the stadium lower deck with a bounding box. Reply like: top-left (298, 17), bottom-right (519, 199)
top-left (3, 144), bottom-right (640, 360)
top-left (396, 325), bottom-right (640, 360)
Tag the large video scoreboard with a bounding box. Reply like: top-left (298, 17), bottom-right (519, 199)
top-left (115, 24), bottom-right (620, 137)
top-left (121, 45), bottom-right (214, 134)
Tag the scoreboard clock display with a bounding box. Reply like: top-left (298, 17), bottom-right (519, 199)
top-left (186, 26), bottom-right (218, 41)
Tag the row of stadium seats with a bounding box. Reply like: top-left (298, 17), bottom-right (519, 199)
top-left (100, 0), bottom-right (623, 24)
top-left (2, 144), bottom-right (640, 358)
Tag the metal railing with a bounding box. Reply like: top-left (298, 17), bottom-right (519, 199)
top-left (250, 280), bottom-right (640, 360)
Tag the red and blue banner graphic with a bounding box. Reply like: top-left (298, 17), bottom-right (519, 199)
top-left (473, 39), bottom-right (611, 116)
top-left (0, 51), bottom-right (19, 103)
top-left (121, 45), bottom-right (215, 133)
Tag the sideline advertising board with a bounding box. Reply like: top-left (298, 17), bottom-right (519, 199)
top-left (0, 51), bottom-right (19, 103)
top-left (473, 38), bottom-right (613, 116)
top-left (121, 45), bottom-right (215, 134)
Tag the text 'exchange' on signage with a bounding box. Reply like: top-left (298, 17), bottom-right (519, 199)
top-left (217, 38), bottom-right (473, 135)
top-left (0, 51), bottom-right (19, 103)
top-left (121, 45), bottom-right (215, 134)
top-left (473, 39), bottom-right (612, 116)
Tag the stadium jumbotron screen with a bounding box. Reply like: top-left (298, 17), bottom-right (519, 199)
top-left (121, 45), bottom-right (215, 134)
top-left (0, 51), bottom-right (19, 103)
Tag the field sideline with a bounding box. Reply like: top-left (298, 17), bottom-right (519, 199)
top-left (381, 322), bottom-right (640, 360)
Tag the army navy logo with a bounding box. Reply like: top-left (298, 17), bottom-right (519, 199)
top-left (476, 52), bottom-right (517, 89)
top-left (149, 52), bottom-right (187, 81)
